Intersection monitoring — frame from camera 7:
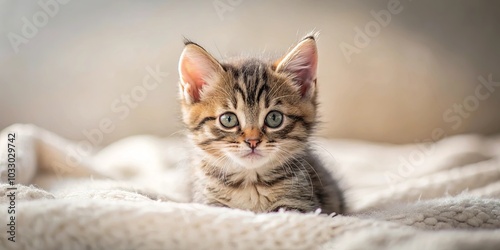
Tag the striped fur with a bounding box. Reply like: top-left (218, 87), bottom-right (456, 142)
top-left (179, 35), bottom-right (344, 214)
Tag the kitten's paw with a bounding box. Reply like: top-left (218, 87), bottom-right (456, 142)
top-left (271, 206), bottom-right (307, 213)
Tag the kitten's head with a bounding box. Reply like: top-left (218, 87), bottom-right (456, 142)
top-left (178, 35), bottom-right (318, 170)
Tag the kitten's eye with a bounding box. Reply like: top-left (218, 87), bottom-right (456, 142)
top-left (265, 111), bottom-right (283, 128)
top-left (219, 112), bottom-right (239, 128)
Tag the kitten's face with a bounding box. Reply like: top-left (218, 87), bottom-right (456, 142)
top-left (179, 37), bottom-right (318, 170)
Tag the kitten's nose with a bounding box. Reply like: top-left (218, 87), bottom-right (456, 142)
top-left (243, 128), bottom-right (262, 149)
top-left (245, 139), bottom-right (261, 149)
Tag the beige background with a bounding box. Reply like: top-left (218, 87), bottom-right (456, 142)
top-left (1, 0), bottom-right (499, 146)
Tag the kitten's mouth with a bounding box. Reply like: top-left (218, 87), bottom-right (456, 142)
top-left (243, 151), bottom-right (262, 158)
top-left (233, 150), bottom-right (271, 169)
top-left (240, 149), bottom-right (267, 161)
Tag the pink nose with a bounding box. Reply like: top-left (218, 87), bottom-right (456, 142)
top-left (245, 139), bottom-right (261, 149)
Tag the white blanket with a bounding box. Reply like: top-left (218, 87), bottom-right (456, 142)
top-left (0, 124), bottom-right (499, 249)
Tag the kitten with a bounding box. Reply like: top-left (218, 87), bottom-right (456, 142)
top-left (178, 34), bottom-right (345, 214)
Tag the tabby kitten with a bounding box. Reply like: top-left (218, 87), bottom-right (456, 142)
top-left (178, 35), bottom-right (344, 214)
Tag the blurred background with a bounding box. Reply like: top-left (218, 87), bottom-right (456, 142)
top-left (1, 0), bottom-right (499, 145)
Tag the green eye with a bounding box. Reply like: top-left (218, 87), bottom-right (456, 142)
top-left (219, 112), bottom-right (239, 128)
top-left (265, 111), bottom-right (283, 128)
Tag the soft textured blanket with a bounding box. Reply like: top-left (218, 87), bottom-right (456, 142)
top-left (0, 124), bottom-right (499, 249)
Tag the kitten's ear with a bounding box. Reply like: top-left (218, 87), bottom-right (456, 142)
top-left (179, 41), bottom-right (224, 104)
top-left (275, 36), bottom-right (318, 98)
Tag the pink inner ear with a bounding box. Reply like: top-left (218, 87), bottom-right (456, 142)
top-left (288, 54), bottom-right (317, 96)
top-left (181, 57), bottom-right (206, 102)
top-left (277, 39), bottom-right (318, 97)
top-left (179, 44), bottom-right (223, 103)
top-left (295, 68), bottom-right (314, 96)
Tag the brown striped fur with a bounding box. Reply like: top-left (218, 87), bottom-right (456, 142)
top-left (178, 34), bottom-right (344, 214)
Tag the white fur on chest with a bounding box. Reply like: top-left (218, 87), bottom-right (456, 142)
top-left (228, 183), bottom-right (275, 212)
top-left (225, 171), bottom-right (277, 212)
